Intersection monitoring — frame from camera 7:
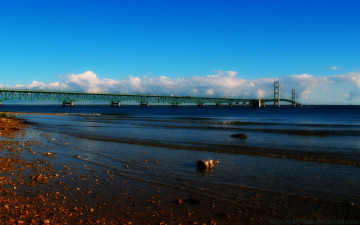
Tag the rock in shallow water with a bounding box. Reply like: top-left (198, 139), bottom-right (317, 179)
top-left (197, 160), bottom-right (219, 170)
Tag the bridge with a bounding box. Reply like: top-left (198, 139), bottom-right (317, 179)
top-left (0, 82), bottom-right (300, 108)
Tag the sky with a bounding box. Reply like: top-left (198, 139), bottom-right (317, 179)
top-left (0, 0), bottom-right (359, 104)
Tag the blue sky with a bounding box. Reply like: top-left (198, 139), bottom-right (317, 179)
top-left (1, 0), bottom-right (360, 104)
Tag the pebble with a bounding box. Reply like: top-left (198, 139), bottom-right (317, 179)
top-left (176, 198), bottom-right (183, 205)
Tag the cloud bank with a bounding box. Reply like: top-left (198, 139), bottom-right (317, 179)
top-left (1, 70), bottom-right (360, 104)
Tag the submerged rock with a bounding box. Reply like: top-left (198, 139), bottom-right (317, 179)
top-left (230, 133), bottom-right (247, 139)
top-left (197, 160), bottom-right (220, 171)
top-left (197, 160), bottom-right (214, 170)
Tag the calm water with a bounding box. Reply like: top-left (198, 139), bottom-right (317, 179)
top-left (3, 104), bottom-right (360, 214)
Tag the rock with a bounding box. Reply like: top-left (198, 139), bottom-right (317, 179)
top-left (176, 198), bottom-right (183, 205)
top-left (230, 133), bottom-right (247, 139)
top-left (197, 160), bottom-right (215, 170)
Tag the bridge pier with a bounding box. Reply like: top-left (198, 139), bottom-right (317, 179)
top-left (171, 104), bottom-right (180, 108)
top-left (63, 101), bottom-right (74, 107)
top-left (140, 103), bottom-right (149, 108)
top-left (251, 99), bottom-right (261, 108)
top-left (111, 102), bottom-right (121, 107)
top-left (243, 102), bottom-right (247, 107)
top-left (216, 104), bottom-right (221, 108)
top-left (197, 103), bottom-right (204, 108)
top-left (228, 103), bottom-right (233, 108)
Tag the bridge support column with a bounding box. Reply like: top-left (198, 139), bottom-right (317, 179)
top-left (111, 102), bottom-right (121, 107)
top-left (63, 101), bottom-right (74, 107)
top-left (235, 102), bottom-right (239, 107)
top-left (228, 103), bottom-right (233, 108)
top-left (251, 99), bottom-right (261, 108)
top-left (216, 104), bottom-right (221, 108)
top-left (292, 89), bottom-right (296, 108)
top-left (243, 102), bottom-right (247, 107)
top-left (140, 103), bottom-right (149, 108)
top-left (171, 104), bottom-right (179, 108)
top-left (197, 103), bottom-right (204, 108)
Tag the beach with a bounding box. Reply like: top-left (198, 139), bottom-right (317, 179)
top-left (1, 106), bottom-right (360, 224)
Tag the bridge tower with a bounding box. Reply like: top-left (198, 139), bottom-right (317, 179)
top-left (292, 89), bottom-right (296, 107)
top-left (274, 81), bottom-right (280, 107)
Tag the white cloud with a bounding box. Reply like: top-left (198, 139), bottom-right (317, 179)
top-left (282, 74), bottom-right (329, 99)
top-left (27, 80), bottom-right (48, 89)
top-left (206, 89), bottom-right (215, 95)
top-left (328, 66), bottom-right (342, 70)
top-left (49, 82), bottom-right (68, 89)
top-left (216, 70), bottom-right (237, 77)
top-left (227, 71), bottom-right (237, 77)
top-left (256, 89), bottom-right (266, 98)
top-left (1, 70), bottom-right (360, 104)
top-left (330, 72), bottom-right (360, 100)
top-left (61, 71), bottom-right (120, 93)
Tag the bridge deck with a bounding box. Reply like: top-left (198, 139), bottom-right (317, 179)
top-left (0, 89), bottom-right (298, 107)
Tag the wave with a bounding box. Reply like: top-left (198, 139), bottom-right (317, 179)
top-left (146, 118), bottom-right (360, 128)
top-left (48, 129), bottom-right (360, 167)
top-left (139, 123), bottom-right (360, 137)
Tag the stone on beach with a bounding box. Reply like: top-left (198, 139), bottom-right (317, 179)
top-left (197, 160), bottom-right (218, 170)
top-left (175, 198), bottom-right (183, 205)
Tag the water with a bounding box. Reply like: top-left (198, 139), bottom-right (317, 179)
top-left (2, 105), bottom-right (360, 215)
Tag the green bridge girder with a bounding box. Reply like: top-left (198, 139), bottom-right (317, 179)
top-left (0, 89), bottom-right (298, 107)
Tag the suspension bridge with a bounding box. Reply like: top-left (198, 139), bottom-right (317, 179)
top-left (0, 81), bottom-right (300, 108)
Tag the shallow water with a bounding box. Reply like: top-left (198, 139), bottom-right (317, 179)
top-left (3, 105), bottom-right (360, 214)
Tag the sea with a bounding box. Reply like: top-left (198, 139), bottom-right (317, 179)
top-left (2, 104), bottom-right (360, 218)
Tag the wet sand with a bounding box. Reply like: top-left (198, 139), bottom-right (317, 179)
top-left (1, 114), bottom-right (359, 224)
